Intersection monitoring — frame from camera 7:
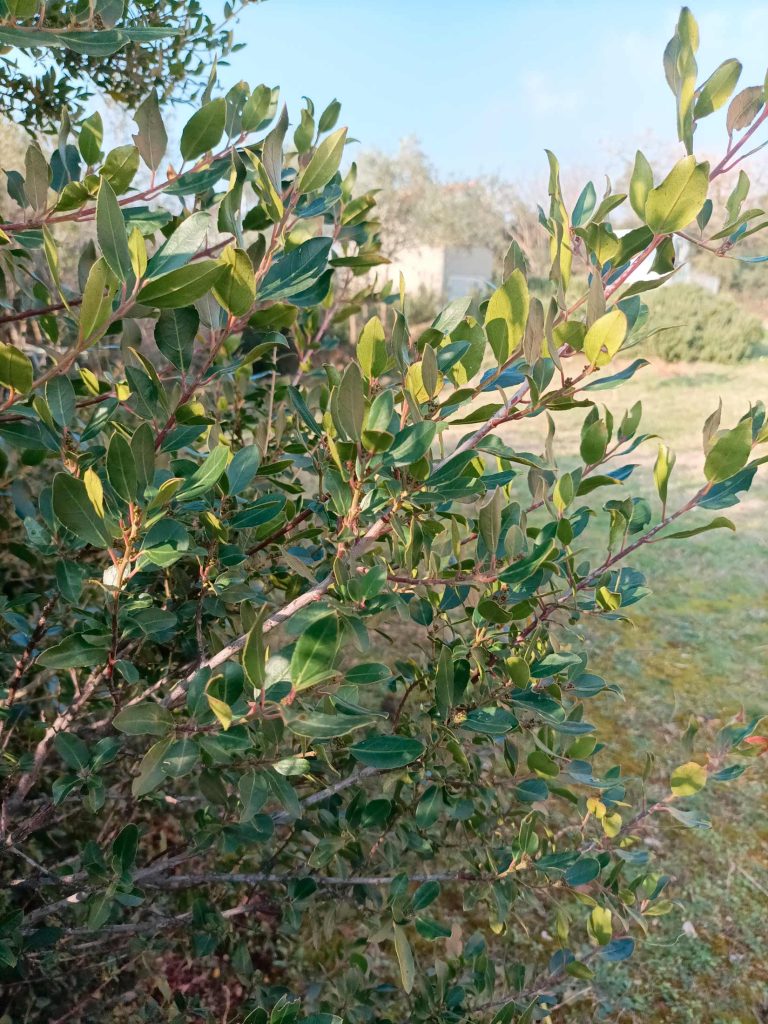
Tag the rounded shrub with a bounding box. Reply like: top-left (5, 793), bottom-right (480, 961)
top-left (644, 283), bottom-right (764, 363)
top-left (0, 6), bottom-right (767, 1024)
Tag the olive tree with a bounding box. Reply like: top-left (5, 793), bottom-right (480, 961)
top-left (0, 6), bottom-right (767, 1022)
top-left (0, 0), bottom-right (263, 130)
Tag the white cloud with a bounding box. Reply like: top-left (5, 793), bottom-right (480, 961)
top-left (519, 71), bottom-right (585, 116)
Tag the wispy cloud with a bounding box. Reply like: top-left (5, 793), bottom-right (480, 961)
top-left (519, 71), bottom-right (585, 116)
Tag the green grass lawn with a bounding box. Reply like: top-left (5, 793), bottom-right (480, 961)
top-left (500, 357), bottom-right (768, 1022)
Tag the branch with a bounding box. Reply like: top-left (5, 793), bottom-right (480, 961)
top-left (0, 592), bottom-right (57, 748)
top-left (0, 142), bottom-right (246, 235)
top-left (146, 869), bottom-right (488, 890)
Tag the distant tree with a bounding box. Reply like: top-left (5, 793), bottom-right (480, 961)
top-left (357, 137), bottom-right (548, 270)
top-left (0, 0), bottom-right (264, 131)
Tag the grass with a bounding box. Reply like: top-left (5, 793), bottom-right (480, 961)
top-left (493, 356), bottom-right (768, 1022)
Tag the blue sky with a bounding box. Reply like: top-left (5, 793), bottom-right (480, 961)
top-left (221, 0), bottom-right (768, 186)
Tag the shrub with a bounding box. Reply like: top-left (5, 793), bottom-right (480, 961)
top-left (1, 6), bottom-right (767, 1023)
top-left (644, 283), bottom-right (764, 362)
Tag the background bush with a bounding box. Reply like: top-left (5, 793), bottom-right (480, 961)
top-left (644, 283), bottom-right (764, 363)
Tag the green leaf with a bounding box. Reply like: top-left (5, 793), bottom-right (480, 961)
top-left (131, 422), bottom-right (155, 495)
top-left (694, 58), bottom-right (742, 118)
top-left (161, 738), bottom-right (198, 778)
top-left (564, 857), bottom-right (601, 887)
top-left (346, 662), bottom-right (392, 685)
top-left (79, 111), bottom-right (104, 164)
top-left (670, 760), bottom-right (707, 796)
top-left (290, 614), bottom-right (341, 691)
top-left (629, 150), bottom-right (653, 219)
top-left (132, 738), bottom-right (173, 797)
top-left (349, 735), bottom-right (425, 769)
top-left (572, 180), bottom-right (597, 226)
top-left (243, 619), bottom-right (267, 690)
top-left (96, 177), bottom-right (134, 284)
top-left (704, 419), bottom-right (752, 483)
top-left (318, 98), bottom-right (342, 133)
top-left (333, 363), bottom-right (365, 441)
top-left (262, 104), bottom-right (289, 189)
top-left (727, 85), bottom-right (764, 135)
top-left (101, 145), bottom-right (140, 194)
top-left (180, 98), bottom-right (227, 161)
top-left (580, 420), bottom-right (609, 465)
top-left (259, 237), bottom-right (332, 301)
top-left (478, 488), bottom-right (502, 558)
top-left (212, 245), bottom-right (256, 316)
top-left (0, 342), bottom-right (33, 394)
top-left (227, 445), bottom-right (261, 496)
top-left (659, 516), bottom-right (735, 541)
top-left (145, 211), bottom-right (211, 279)
top-left (412, 880), bottom-right (441, 912)
top-left (45, 375), bottom-right (76, 426)
top-left (357, 315), bottom-right (388, 379)
top-left (286, 711), bottom-right (375, 739)
top-left (54, 732), bottom-right (89, 770)
top-left (386, 422), bottom-right (436, 467)
top-left (154, 306), bottom-right (199, 371)
top-left (24, 143), bottom-right (50, 212)
top-left (107, 433), bottom-right (138, 503)
top-left (79, 258), bottom-right (118, 342)
top-left (583, 309), bottom-right (627, 367)
top-left (238, 771), bottom-right (268, 823)
top-left (38, 634), bottom-right (108, 669)
top-left (644, 156), bottom-right (710, 233)
top-left (113, 703), bottom-right (174, 736)
top-left (484, 269), bottom-right (529, 364)
top-left (583, 358), bottom-right (649, 391)
top-left (111, 823), bottom-right (139, 874)
top-left (393, 924), bottom-right (415, 993)
top-left (297, 127), bottom-right (347, 194)
top-left (133, 90), bottom-right (167, 172)
top-left (137, 261), bottom-right (224, 309)
top-left (242, 84), bottom-right (279, 133)
top-left (177, 445), bottom-right (230, 500)
top-left (52, 473), bottom-right (114, 547)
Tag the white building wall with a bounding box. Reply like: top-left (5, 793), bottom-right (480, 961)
top-left (384, 245), bottom-right (494, 301)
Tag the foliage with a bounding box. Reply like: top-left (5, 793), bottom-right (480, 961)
top-left (643, 283), bottom-right (764, 362)
top-left (0, 6), bottom-right (767, 1022)
top-left (0, 0), bottom-right (263, 130)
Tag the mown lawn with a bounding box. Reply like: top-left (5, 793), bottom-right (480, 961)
top-left (501, 357), bottom-right (768, 1023)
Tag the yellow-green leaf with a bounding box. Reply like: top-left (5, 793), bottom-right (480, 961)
top-left (393, 924), bottom-right (415, 993)
top-left (297, 126), bottom-right (347, 194)
top-left (644, 156), bottom-right (710, 233)
top-left (694, 58), bottom-right (742, 118)
top-left (670, 760), bottom-right (707, 796)
top-left (484, 269), bottom-right (529, 364)
top-left (704, 419), bottom-right (752, 483)
top-left (357, 315), bottom-right (388, 379)
top-left (583, 309), bottom-right (627, 367)
top-left (79, 257), bottom-right (118, 343)
top-left (588, 906), bottom-right (613, 946)
top-left (629, 150), bottom-right (653, 219)
top-left (0, 342), bottom-right (33, 394)
top-left (212, 245), bottom-right (256, 316)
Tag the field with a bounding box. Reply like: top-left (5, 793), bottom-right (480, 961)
top-left (493, 357), bottom-right (768, 1022)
